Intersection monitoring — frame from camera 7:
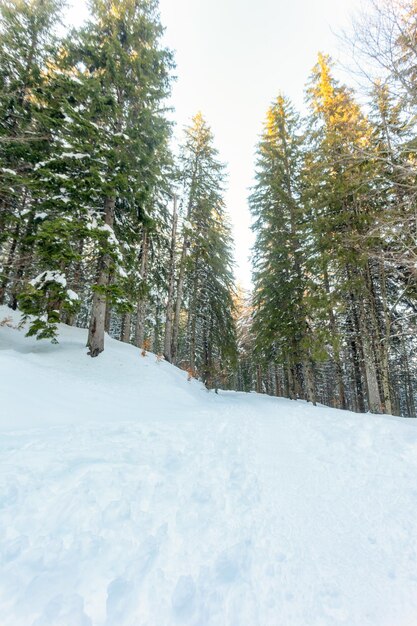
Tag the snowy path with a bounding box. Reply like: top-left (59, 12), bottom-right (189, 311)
top-left (1, 312), bottom-right (417, 625)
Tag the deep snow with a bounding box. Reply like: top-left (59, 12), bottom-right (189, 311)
top-left (1, 305), bottom-right (417, 626)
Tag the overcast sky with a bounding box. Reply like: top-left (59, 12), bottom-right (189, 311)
top-left (68, 0), bottom-right (361, 288)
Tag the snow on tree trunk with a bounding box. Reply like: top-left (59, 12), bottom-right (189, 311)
top-left (172, 237), bottom-right (187, 364)
top-left (121, 312), bottom-right (132, 343)
top-left (135, 228), bottom-right (149, 349)
top-left (163, 195), bottom-right (178, 362)
top-left (304, 359), bottom-right (317, 405)
top-left (87, 196), bottom-right (115, 357)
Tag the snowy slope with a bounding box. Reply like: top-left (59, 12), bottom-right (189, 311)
top-left (1, 306), bottom-right (417, 626)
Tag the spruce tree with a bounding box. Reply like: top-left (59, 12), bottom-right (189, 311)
top-left (0, 0), bottom-right (64, 305)
top-left (250, 95), bottom-right (318, 403)
top-left (8, 0), bottom-right (174, 351)
top-left (174, 113), bottom-right (237, 386)
top-left (305, 53), bottom-right (380, 411)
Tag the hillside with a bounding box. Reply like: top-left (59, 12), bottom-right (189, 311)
top-left (1, 306), bottom-right (417, 626)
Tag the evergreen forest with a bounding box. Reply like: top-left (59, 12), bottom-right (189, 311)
top-left (1, 0), bottom-right (417, 416)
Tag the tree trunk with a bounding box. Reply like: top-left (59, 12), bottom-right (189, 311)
top-left (87, 196), bottom-right (115, 357)
top-left (274, 365), bottom-right (282, 397)
top-left (304, 359), bottom-right (316, 405)
top-left (294, 363), bottom-right (303, 400)
top-left (0, 223), bottom-right (20, 304)
top-left (256, 365), bottom-right (262, 394)
top-left (402, 337), bottom-right (415, 417)
top-left (324, 267), bottom-right (346, 409)
top-left (9, 202), bottom-right (34, 310)
top-left (135, 228), bottom-right (149, 349)
top-left (347, 289), bottom-right (367, 413)
top-left (363, 349), bottom-right (383, 413)
top-left (360, 265), bottom-right (385, 414)
top-left (347, 314), bottom-right (365, 413)
top-left (359, 301), bottom-right (383, 414)
top-left (104, 286), bottom-right (112, 334)
top-left (202, 315), bottom-right (213, 388)
top-left (67, 239), bottom-right (85, 327)
top-left (172, 235), bottom-right (187, 364)
top-left (163, 195), bottom-right (178, 362)
top-left (378, 262), bottom-right (393, 414)
top-left (121, 312), bottom-right (132, 343)
top-left (283, 364), bottom-right (290, 398)
top-left (287, 362), bottom-right (296, 400)
top-left (188, 269), bottom-right (199, 373)
top-left (152, 306), bottom-right (161, 354)
top-left (172, 165), bottom-right (198, 364)
top-left (380, 347), bottom-right (392, 414)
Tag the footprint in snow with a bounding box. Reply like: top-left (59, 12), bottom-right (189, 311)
top-left (135, 534), bottom-right (160, 577)
top-left (319, 586), bottom-right (348, 622)
top-left (215, 540), bottom-right (251, 584)
top-left (171, 575), bottom-right (196, 619)
top-left (191, 484), bottom-right (211, 504)
top-left (229, 464), bottom-right (244, 486)
top-left (32, 593), bottom-right (92, 626)
top-left (164, 451), bottom-right (183, 472)
top-left (102, 499), bottom-right (131, 524)
top-left (2, 534), bottom-right (29, 562)
top-left (105, 577), bottom-right (134, 625)
top-left (276, 551), bottom-right (287, 563)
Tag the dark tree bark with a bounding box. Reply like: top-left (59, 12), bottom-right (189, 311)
top-left (163, 195), bottom-right (178, 362)
top-left (87, 196), bottom-right (115, 357)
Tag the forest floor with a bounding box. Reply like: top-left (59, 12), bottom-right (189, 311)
top-left (1, 305), bottom-right (417, 626)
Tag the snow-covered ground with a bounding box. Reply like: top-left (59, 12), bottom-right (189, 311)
top-left (1, 306), bottom-right (417, 626)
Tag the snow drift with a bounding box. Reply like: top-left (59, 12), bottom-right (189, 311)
top-left (1, 305), bottom-right (417, 626)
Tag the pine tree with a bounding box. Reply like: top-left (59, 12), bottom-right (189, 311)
top-left (0, 0), bottom-right (64, 306)
top-left (8, 0), bottom-right (174, 350)
top-left (305, 53), bottom-right (383, 411)
top-left (250, 95), bottom-right (318, 403)
top-left (174, 113), bottom-right (237, 386)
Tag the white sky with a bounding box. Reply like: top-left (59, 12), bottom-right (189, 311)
top-left (68, 0), bottom-right (361, 288)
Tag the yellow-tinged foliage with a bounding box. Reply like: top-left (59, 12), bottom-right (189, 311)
top-left (308, 53), bottom-right (371, 153)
